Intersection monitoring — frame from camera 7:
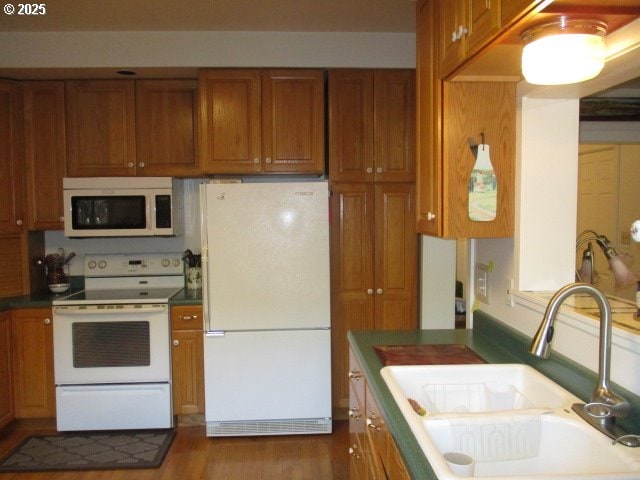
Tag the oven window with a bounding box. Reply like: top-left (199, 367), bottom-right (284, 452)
top-left (71, 196), bottom-right (146, 230)
top-left (72, 321), bottom-right (151, 368)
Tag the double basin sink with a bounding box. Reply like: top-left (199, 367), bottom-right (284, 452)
top-left (381, 363), bottom-right (640, 479)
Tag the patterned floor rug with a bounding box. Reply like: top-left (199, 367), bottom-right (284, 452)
top-left (0, 429), bottom-right (175, 472)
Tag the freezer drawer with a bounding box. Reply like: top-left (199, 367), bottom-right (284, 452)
top-left (204, 329), bottom-right (331, 436)
top-left (56, 383), bottom-right (172, 431)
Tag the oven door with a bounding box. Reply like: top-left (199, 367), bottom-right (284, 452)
top-left (52, 304), bottom-right (170, 385)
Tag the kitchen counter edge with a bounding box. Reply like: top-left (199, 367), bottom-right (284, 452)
top-left (348, 311), bottom-right (640, 480)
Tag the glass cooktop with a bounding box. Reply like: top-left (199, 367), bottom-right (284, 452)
top-left (52, 287), bottom-right (182, 305)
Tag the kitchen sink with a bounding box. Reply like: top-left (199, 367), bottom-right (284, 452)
top-left (381, 364), bottom-right (640, 479)
top-left (381, 364), bottom-right (578, 414)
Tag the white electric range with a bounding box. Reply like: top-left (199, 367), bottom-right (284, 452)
top-left (52, 253), bottom-right (184, 431)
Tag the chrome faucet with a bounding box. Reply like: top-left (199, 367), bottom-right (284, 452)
top-left (530, 282), bottom-right (639, 447)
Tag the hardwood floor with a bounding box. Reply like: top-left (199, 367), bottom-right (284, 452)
top-left (0, 419), bottom-right (349, 479)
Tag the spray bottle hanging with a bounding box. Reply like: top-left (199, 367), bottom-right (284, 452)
top-left (468, 131), bottom-right (497, 222)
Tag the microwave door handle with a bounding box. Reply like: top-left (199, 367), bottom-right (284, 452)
top-left (148, 193), bottom-right (154, 234)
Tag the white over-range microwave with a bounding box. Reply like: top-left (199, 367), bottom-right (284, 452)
top-left (63, 177), bottom-right (183, 237)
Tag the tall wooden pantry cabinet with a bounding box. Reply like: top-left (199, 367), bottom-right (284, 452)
top-left (329, 69), bottom-right (418, 409)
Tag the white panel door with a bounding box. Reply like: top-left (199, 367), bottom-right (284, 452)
top-left (203, 182), bottom-right (330, 331)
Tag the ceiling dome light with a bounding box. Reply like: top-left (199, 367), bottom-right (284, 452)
top-left (521, 18), bottom-right (607, 85)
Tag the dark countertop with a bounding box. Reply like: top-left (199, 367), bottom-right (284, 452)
top-left (348, 312), bottom-right (640, 480)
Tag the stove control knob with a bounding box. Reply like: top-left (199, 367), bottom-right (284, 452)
top-left (161, 258), bottom-right (170, 267)
top-left (172, 258), bottom-right (181, 267)
top-left (87, 260), bottom-right (97, 269)
top-left (98, 260), bottom-right (107, 269)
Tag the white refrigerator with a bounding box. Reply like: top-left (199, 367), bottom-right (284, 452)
top-left (200, 181), bottom-right (332, 437)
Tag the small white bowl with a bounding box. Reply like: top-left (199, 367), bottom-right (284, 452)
top-left (49, 283), bottom-right (70, 294)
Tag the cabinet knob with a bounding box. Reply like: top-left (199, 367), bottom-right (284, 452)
top-left (367, 288), bottom-right (374, 295)
top-left (127, 162), bottom-right (134, 168)
top-left (138, 162), bottom-right (145, 168)
top-left (172, 339), bottom-right (180, 346)
top-left (44, 318), bottom-right (51, 325)
top-left (376, 288), bottom-right (383, 295)
top-left (348, 370), bottom-right (362, 380)
top-left (59, 216), bottom-right (65, 222)
top-left (265, 157), bottom-right (272, 164)
top-left (366, 417), bottom-right (381, 432)
top-left (16, 219), bottom-right (23, 226)
top-left (348, 447), bottom-right (360, 459)
top-left (366, 167), bottom-right (373, 174)
top-left (348, 408), bottom-right (361, 419)
top-left (376, 167), bottom-right (383, 173)
top-left (427, 212), bottom-right (436, 221)
top-left (180, 315), bottom-right (197, 321)
top-left (253, 158), bottom-right (260, 164)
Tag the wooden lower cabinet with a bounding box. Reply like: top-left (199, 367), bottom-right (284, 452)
top-left (170, 305), bottom-right (204, 415)
top-left (11, 308), bottom-right (55, 418)
top-left (0, 310), bottom-right (13, 428)
top-left (349, 347), bottom-right (410, 480)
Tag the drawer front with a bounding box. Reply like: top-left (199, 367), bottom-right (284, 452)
top-left (171, 305), bottom-right (202, 330)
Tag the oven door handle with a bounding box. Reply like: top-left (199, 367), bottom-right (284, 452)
top-left (53, 304), bottom-right (168, 315)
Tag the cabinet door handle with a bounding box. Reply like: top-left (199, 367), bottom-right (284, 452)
top-left (427, 212), bottom-right (436, 221)
top-left (127, 162), bottom-right (134, 168)
top-left (366, 167), bottom-right (373, 174)
top-left (376, 167), bottom-right (383, 173)
top-left (376, 288), bottom-right (383, 295)
top-left (180, 315), bottom-right (197, 321)
top-left (265, 157), bottom-right (272, 164)
top-left (367, 288), bottom-right (374, 295)
top-left (366, 417), bottom-right (381, 431)
top-left (172, 339), bottom-right (180, 346)
top-left (348, 370), bottom-right (362, 380)
top-left (459, 25), bottom-right (469, 38)
top-left (253, 158), bottom-right (260, 164)
top-left (138, 162), bottom-right (145, 168)
top-left (16, 219), bottom-right (23, 226)
top-left (59, 216), bottom-right (65, 222)
top-left (44, 318), bottom-right (51, 325)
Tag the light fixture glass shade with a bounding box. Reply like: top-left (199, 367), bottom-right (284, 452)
top-left (521, 18), bottom-right (607, 85)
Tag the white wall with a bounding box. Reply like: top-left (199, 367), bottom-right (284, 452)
top-left (0, 31), bottom-right (415, 69)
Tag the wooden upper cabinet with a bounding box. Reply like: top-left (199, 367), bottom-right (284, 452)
top-left (261, 70), bottom-right (324, 174)
top-left (329, 69), bottom-right (415, 183)
top-left (416, 0), bottom-right (441, 236)
top-left (199, 69), bottom-right (324, 175)
top-left (441, 81), bottom-right (515, 238)
top-left (135, 80), bottom-right (199, 176)
top-left (439, 0), bottom-right (501, 78)
top-left (501, 0), bottom-right (538, 26)
top-left (0, 80), bottom-right (25, 234)
top-left (199, 69), bottom-right (265, 174)
top-left (374, 70), bottom-right (415, 182)
top-left (65, 80), bottom-right (136, 177)
top-left (23, 81), bottom-right (66, 230)
top-left (328, 70), bottom-right (374, 182)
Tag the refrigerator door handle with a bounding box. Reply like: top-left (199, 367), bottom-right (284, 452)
top-left (200, 183), bottom-right (210, 332)
top-left (205, 330), bottom-right (225, 337)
